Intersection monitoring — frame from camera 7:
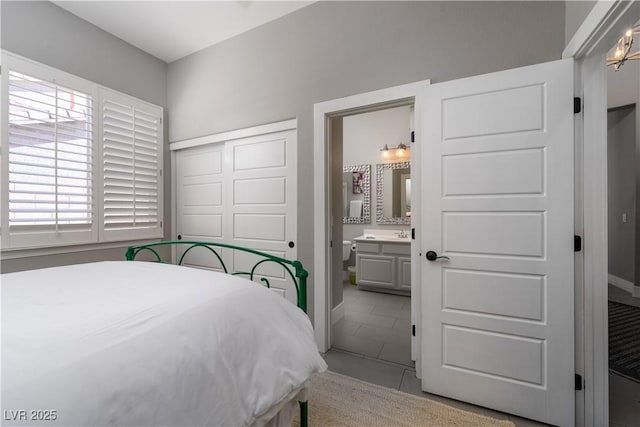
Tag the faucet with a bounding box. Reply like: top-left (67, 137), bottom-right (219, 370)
top-left (396, 230), bottom-right (408, 238)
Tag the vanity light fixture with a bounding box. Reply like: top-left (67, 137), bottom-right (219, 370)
top-left (380, 142), bottom-right (410, 161)
top-left (395, 142), bottom-right (408, 159)
top-left (607, 25), bottom-right (640, 71)
top-left (380, 144), bottom-right (392, 160)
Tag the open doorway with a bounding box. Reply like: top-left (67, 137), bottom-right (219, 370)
top-left (312, 80), bottom-right (428, 358)
top-left (330, 106), bottom-right (414, 367)
top-left (606, 23), bottom-right (640, 425)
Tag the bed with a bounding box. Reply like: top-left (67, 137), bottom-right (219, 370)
top-left (2, 241), bottom-right (327, 426)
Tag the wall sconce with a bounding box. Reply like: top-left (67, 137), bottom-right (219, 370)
top-left (607, 25), bottom-right (640, 71)
top-left (380, 143), bottom-right (410, 161)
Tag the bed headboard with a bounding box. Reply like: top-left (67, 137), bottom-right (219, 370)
top-left (125, 241), bottom-right (308, 313)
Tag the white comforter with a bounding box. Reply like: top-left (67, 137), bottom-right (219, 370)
top-left (1, 261), bottom-right (326, 426)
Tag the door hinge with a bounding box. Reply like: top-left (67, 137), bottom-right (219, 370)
top-left (411, 228), bottom-right (415, 240)
top-left (411, 131), bottom-right (415, 143)
top-left (575, 373), bottom-right (583, 391)
top-left (412, 324), bottom-right (416, 336)
top-left (574, 97), bottom-right (582, 114)
top-left (574, 235), bottom-right (582, 252)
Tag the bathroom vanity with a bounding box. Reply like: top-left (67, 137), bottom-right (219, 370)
top-left (354, 231), bottom-right (411, 295)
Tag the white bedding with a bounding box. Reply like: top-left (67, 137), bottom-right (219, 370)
top-left (1, 261), bottom-right (327, 426)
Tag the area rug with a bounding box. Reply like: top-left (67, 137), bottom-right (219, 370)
top-left (291, 370), bottom-right (514, 427)
top-left (609, 301), bottom-right (640, 382)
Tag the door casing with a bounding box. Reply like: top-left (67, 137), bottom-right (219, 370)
top-left (312, 81), bottom-right (429, 378)
top-left (564, 1), bottom-right (640, 425)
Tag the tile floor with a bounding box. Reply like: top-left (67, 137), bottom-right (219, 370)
top-left (327, 281), bottom-right (640, 426)
top-left (332, 282), bottom-right (412, 366)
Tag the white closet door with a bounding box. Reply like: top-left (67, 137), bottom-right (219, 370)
top-left (224, 129), bottom-right (298, 304)
top-left (175, 143), bottom-right (226, 270)
top-left (174, 127), bottom-right (298, 305)
top-left (421, 59), bottom-right (574, 426)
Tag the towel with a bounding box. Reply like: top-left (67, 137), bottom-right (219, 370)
top-left (349, 200), bottom-right (363, 217)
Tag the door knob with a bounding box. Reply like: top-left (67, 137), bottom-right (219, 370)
top-left (426, 250), bottom-right (450, 261)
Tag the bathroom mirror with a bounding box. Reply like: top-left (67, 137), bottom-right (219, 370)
top-left (376, 161), bottom-right (411, 225)
top-left (343, 164), bottom-right (371, 224)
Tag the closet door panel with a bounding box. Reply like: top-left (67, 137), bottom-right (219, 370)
top-left (175, 143), bottom-right (226, 270)
top-left (224, 129), bottom-right (298, 306)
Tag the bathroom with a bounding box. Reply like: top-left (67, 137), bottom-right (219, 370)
top-left (332, 105), bottom-right (414, 367)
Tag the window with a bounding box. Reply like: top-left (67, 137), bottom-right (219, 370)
top-left (1, 53), bottom-right (163, 250)
top-left (9, 71), bottom-right (93, 228)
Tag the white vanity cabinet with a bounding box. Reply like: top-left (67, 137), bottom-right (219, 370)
top-left (355, 239), bottom-right (411, 295)
top-left (397, 256), bottom-right (412, 291)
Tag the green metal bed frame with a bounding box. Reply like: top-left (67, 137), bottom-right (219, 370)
top-left (125, 240), bottom-right (309, 427)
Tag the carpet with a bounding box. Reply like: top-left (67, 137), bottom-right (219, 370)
top-left (291, 371), bottom-right (515, 427)
top-left (609, 301), bottom-right (640, 382)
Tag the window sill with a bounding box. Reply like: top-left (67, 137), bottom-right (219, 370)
top-left (0, 238), bottom-right (165, 261)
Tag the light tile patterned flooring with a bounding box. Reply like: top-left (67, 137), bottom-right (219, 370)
top-left (332, 282), bottom-right (412, 366)
top-left (327, 282), bottom-right (640, 426)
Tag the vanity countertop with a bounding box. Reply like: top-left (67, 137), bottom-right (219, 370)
top-left (354, 234), bottom-right (411, 243)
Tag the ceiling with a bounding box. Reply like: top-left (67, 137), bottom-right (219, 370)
top-left (53, 1), bottom-right (315, 63)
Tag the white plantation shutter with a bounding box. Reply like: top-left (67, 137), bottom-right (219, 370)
top-left (100, 89), bottom-right (163, 241)
top-left (4, 67), bottom-right (96, 248)
top-left (1, 53), bottom-right (163, 250)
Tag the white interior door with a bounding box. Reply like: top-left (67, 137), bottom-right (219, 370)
top-left (421, 59), bottom-right (574, 426)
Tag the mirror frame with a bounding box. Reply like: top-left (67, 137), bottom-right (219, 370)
top-left (343, 164), bottom-right (371, 224)
top-left (376, 161), bottom-right (411, 225)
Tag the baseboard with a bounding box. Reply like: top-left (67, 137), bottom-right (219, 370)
top-left (609, 274), bottom-right (637, 296)
top-left (331, 301), bottom-right (345, 325)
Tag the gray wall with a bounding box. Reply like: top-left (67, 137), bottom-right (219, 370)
top-left (1, 1), bottom-right (167, 107)
top-left (167, 1), bottom-right (566, 319)
top-left (565, 1), bottom-right (597, 46)
top-left (0, 1), bottom-right (170, 272)
top-left (608, 106), bottom-right (637, 284)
